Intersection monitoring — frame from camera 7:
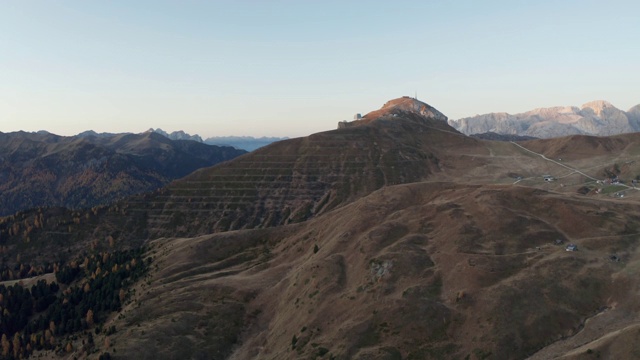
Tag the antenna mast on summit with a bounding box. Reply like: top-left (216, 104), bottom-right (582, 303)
top-left (414, 91), bottom-right (417, 100)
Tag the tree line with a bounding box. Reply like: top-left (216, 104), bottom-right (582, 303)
top-left (0, 247), bottom-right (149, 359)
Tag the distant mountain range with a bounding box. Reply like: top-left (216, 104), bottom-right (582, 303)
top-left (0, 131), bottom-right (246, 216)
top-left (148, 128), bottom-right (287, 151)
top-left (450, 100), bottom-right (640, 138)
top-left (149, 128), bottom-right (203, 142)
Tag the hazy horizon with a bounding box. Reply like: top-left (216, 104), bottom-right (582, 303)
top-left (2, 1), bottom-right (639, 138)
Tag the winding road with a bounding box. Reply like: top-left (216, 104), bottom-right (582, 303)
top-left (510, 141), bottom-right (639, 192)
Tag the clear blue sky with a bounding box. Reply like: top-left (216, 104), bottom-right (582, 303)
top-left (1, 0), bottom-right (639, 138)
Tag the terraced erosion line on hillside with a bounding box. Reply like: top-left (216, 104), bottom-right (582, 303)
top-left (127, 118), bottom-right (452, 237)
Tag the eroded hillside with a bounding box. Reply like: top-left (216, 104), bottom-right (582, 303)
top-left (109, 182), bottom-right (640, 359)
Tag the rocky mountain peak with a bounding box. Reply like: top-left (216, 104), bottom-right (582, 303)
top-left (627, 104), bottom-right (640, 114)
top-left (151, 128), bottom-right (203, 142)
top-left (581, 100), bottom-right (615, 116)
top-left (375, 96), bottom-right (448, 122)
top-left (339, 97), bottom-right (448, 130)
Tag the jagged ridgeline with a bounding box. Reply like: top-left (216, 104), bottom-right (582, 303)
top-left (0, 131), bottom-right (246, 217)
top-left (450, 100), bottom-right (640, 138)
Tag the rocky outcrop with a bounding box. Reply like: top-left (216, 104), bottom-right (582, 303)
top-left (377, 97), bottom-right (448, 122)
top-left (339, 97), bottom-right (448, 129)
top-left (151, 128), bottom-right (203, 142)
top-left (626, 104), bottom-right (640, 130)
top-left (449, 101), bottom-right (640, 138)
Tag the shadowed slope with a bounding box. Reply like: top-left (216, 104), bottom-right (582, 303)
top-left (109, 182), bottom-right (640, 359)
top-left (0, 131), bottom-right (245, 216)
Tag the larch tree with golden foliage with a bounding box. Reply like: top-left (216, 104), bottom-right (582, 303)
top-left (1, 333), bottom-right (10, 356)
top-left (86, 309), bottom-right (94, 327)
top-left (12, 333), bottom-right (21, 358)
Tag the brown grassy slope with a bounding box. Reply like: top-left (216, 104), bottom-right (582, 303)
top-left (0, 100), bottom-right (513, 270)
top-left (554, 323), bottom-right (640, 359)
top-left (519, 133), bottom-right (640, 183)
top-left (107, 182), bottom-right (640, 360)
top-left (129, 110), bottom-right (481, 238)
top-left (6, 106), bottom-right (640, 277)
top-left (520, 134), bottom-right (637, 161)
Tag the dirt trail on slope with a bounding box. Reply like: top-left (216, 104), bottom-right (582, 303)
top-left (527, 309), bottom-right (640, 359)
top-left (0, 273), bottom-right (55, 287)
